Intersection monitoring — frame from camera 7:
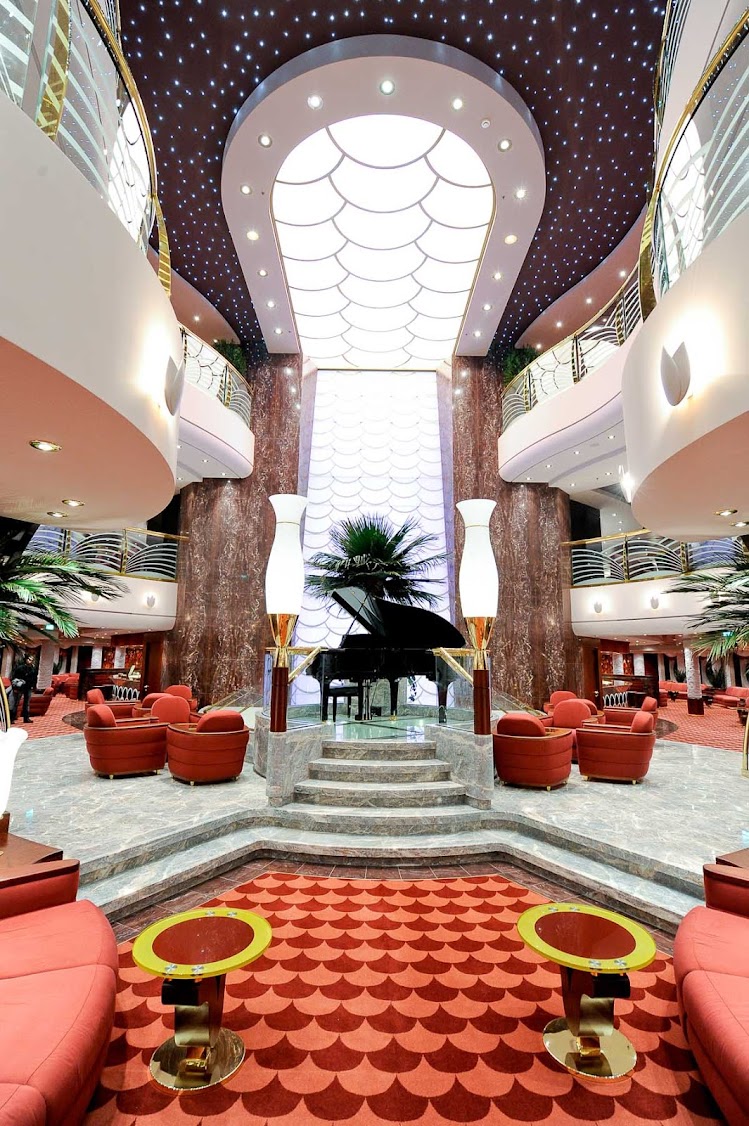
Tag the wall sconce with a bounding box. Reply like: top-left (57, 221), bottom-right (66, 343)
top-left (145, 593), bottom-right (156, 609)
top-left (266, 494), bottom-right (308, 732)
top-left (650, 596), bottom-right (660, 610)
top-left (660, 342), bottom-right (691, 405)
top-left (456, 500), bottom-right (498, 736)
top-left (593, 601), bottom-right (603, 614)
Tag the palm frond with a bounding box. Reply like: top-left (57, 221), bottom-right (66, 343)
top-left (667, 548), bottom-right (749, 660)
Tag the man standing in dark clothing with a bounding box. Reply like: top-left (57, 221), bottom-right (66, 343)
top-left (9, 655), bottom-right (35, 724)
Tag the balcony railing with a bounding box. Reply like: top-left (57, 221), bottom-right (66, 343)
top-left (566, 529), bottom-right (741, 588)
top-left (1, 0), bottom-right (170, 291)
top-left (653, 0), bottom-right (693, 133)
top-left (641, 11), bottom-right (749, 315)
top-left (182, 328), bottom-right (252, 430)
top-left (26, 525), bottom-right (184, 581)
top-left (501, 267), bottom-right (642, 430)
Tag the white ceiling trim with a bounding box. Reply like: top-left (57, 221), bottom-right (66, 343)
top-left (222, 36), bottom-right (545, 361)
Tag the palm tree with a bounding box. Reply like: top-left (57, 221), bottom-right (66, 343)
top-left (305, 514), bottom-right (447, 608)
top-left (668, 540), bottom-right (749, 659)
top-left (0, 551), bottom-right (124, 644)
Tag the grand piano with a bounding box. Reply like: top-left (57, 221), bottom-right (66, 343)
top-left (309, 586), bottom-right (466, 721)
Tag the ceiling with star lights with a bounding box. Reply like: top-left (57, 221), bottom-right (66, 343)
top-left (120, 0), bottom-right (666, 362)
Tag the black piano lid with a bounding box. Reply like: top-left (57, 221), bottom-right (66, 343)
top-left (332, 586), bottom-right (466, 649)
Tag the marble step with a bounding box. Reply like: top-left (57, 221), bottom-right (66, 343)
top-left (321, 739), bottom-right (436, 761)
top-left (308, 758), bottom-right (451, 783)
top-left (277, 803), bottom-right (481, 835)
top-left (293, 779), bottom-right (466, 808)
top-left (82, 820), bottom-right (701, 934)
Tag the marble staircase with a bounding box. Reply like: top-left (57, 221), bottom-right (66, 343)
top-left (284, 738), bottom-right (482, 833)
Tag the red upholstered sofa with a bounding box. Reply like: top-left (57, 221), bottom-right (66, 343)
top-left (64, 674), bottom-right (80, 700)
top-left (601, 695), bottom-right (659, 725)
top-left (85, 688), bottom-right (138, 720)
top-left (83, 703), bottom-right (168, 777)
top-left (674, 864), bottom-right (749, 1125)
top-left (0, 857), bottom-right (117, 1124)
top-left (29, 688), bottom-right (54, 717)
top-left (166, 710), bottom-right (249, 784)
top-left (713, 685), bottom-right (749, 708)
top-left (492, 713), bottom-right (574, 789)
top-left (576, 711), bottom-right (656, 783)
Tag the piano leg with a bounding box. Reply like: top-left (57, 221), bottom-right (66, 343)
top-left (355, 682), bottom-right (364, 722)
top-left (389, 680), bottom-right (399, 718)
top-left (321, 685), bottom-right (330, 722)
top-left (438, 683), bottom-right (448, 724)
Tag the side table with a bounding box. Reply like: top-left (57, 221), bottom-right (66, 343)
top-left (133, 906), bottom-right (272, 1090)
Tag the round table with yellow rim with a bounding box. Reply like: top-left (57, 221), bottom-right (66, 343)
top-left (517, 901), bottom-right (657, 1080)
top-left (133, 906), bottom-right (272, 1090)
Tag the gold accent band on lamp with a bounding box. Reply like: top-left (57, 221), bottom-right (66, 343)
top-left (464, 616), bottom-right (494, 670)
top-left (268, 613), bottom-right (298, 667)
top-left (35, 0), bottom-right (71, 141)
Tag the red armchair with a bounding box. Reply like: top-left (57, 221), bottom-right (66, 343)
top-left (601, 695), bottom-right (658, 725)
top-left (166, 710), bottom-right (249, 784)
top-left (64, 673), bottom-right (80, 700)
top-left (0, 858), bottom-right (117, 1124)
top-left (83, 703), bottom-right (167, 777)
top-left (576, 711), bottom-right (656, 783)
top-left (151, 695), bottom-right (191, 724)
top-left (492, 713), bottom-right (574, 789)
top-left (542, 690), bottom-right (576, 715)
top-left (131, 691), bottom-right (169, 718)
top-left (165, 683), bottom-right (199, 711)
top-left (673, 864), bottom-right (749, 1125)
top-left (86, 687), bottom-right (138, 720)
top-left (28, 687), bottom-right (54, 716)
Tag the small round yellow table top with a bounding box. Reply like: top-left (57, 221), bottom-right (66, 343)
top-left (132, 906), bottom-right (272, 980)
top-left (517, 902), bottom-right (656, 975)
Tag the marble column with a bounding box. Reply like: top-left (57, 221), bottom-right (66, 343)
top-left (36, 642), bottom-right (58, 689)
top-left (633, 653), bottom-right (645, 675)
top-left (657, 653), bottom-right (666, 681)
top-left (451, 357), bottom-right (582, 708)
top-left (683, 645), bottom-right (704, 715)
top-left (165, 355), bottom-right (302, 702)
top-left (90, 646), bottom-right (103, 670)
top-left (724, 658), bottom-right (735, 687)
top-left (114, 645), bottom-right (126, 668)
top-left (613, 653), bottom-right (625, 676)
top-left (1, 648), bottom-right (12, 679)
top-left (68, 647), bottom-right (79, 673)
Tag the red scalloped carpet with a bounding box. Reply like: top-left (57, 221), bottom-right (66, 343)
top-left (661, 699), bottom-right (743, 752)
top-left (87, 873), bottom-right (721, 1125)
top-left (10, 693), bottom-right (84, 738)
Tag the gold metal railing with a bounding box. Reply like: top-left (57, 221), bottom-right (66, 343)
top-left (640, 10), bottom-right (749, 317)
top-left (25, 525), bottom-right (186, 583)
top-left (653, 0), bottom-right (693, 133)
top-left (563, 529), bottom-right (742, 588)
top-left (181, 327), bottom-right (253, 429)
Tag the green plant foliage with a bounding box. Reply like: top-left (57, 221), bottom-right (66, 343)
top-left (673, 667), bottom-right (687, 682)
top-left (499, 346), bottom-right (538, 385)
top-left (213, 339), bottom-right (248, 377)
top-left (305, 514), bottom-right (447, 608)
top-left (0, 552), bottom-right (124, 644)
top-left (705, 658), bottom-right (726, 689)
top-left (668, 542), bottom-right (749, 659)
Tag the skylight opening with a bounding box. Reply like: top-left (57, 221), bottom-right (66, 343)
top-left (272, 114), bottom-right (495, 370)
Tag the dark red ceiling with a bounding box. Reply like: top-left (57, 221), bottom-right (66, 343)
top-left (120, 0), bottom-right (666, 361)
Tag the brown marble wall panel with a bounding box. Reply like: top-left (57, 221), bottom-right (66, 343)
top-left (164, 355), bottom-right (302, 703)
top-left (451, 357), bottom-right (582, 708)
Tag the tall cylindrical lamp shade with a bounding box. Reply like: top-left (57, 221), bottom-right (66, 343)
top-left (266, 494), bottom-right (307, 732)
top-left (456, 499), bottom-right (498, 735)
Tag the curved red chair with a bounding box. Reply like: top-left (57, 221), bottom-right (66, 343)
top-left (166, 710), bottom-right (249, 785)
top-left (602, 695), bottom-right (658, 725)
top-left (83, 704), bottom-right (167, 778)
top-left (64, 674), bottom-right (80, 699)
top-left (131, 691), bottom-right (169, 718)
top-left (542, 690), bottom-right (576, 715)
top-left (29, 687), bottom-right (54, 716)
top-left (576, 711), bottom-right (656, 783)
top-left (165, 684), bottom-right (199, 711)
top-left (492, 712), bottom-right (574, 790)
top-left (85, 688), bottom-right (138, 720)
top-left (151, 695), bottom-right (191, 724)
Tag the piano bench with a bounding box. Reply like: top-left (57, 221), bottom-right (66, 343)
top-left (328, 684), bottom-right (362, 722)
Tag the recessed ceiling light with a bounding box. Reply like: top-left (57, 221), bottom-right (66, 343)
top-left (525, 476), bottom-right (531, 481)
top-left (716, 509), bottom-right (737, 517)
top-left (574, 450), bottom-right (580, 455)
top-left (258, 133), bottom-right (272, 147)
top-left (605, 471), bottom-right (612, 476)
top-left (482, 303), bottom-right (492, 311)
top-left (307, 94), bottom-right (323, 109)
top-left (258, 268), bottom-right (268, 277)
top-left (274, 327), bottom-right (283, 335)
top-left (240, 184), bottom-right (252, 195)
top-left (585, 297), bottom-right (593, 304)
top-left (47, 511), bottom-right (66, 518)
top-left (62, 498), bottom-right (84, 507)
top-left (451, 97), bottom-right (464, 110)
top-left (493, 271), bottom-right (503, 281)
top-left (246, 229), bottom-right (259, 241)
top-left (221, 472), bottom-right (227, 477)
top-left (481, 118), bottom-right (490, 129)
top-left (608, 434), bottom-right (615, 440)
top-left (733, 521), bottom-right (748, 528)
top-left (619, 269), bottom-right (627, 278)
top-left (498, 138), bottom-right (512, 152)
top-left (177, 477), bottom-right (183, 482)
top-left (535, 343), bottom-right (543, 351)
top-left (30, 440), bottom-right (61, 452)
top-left (267, 299), bottom-right (276, 309)
top-left (514, 187), bottom-right (527, 200)
top-left (504, 234), bottom-right (518, 245)
top-left (379, 79), bottom-right (395, 95)
top-left (473, 330), bottom-right (482, 338)
top-left (570, 482), bottom-right (576, 487)
top-left (555, 320), bottom-right (563, 328)
top-left (545, 463), bottom-right (551, 469)
top-left (177, 444), bottom-right (181, 449)
top-left (283, 367), bottom-right (293, 375)
top-left (202, 458), bottom-right (209, 464)
top-left (193, 314), bottom-right (200, 322)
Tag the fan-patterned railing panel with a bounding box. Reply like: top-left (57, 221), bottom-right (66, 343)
top-left (25, 525), bottom-right (181, 580)
top-left (568, 531), bottom-right (742, 587)
top-left (182, 328), bottom-right (252, 429)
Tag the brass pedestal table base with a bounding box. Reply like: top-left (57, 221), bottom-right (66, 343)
top-left (132, 907), bottom-right (272, 1091)
top-left (518, 903), bottom-right (656, 1081)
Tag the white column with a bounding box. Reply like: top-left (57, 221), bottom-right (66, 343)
top-left (36, 642), bottom-right (59, 689)
top-left (724, 659), bottom-right (735, 687)
top-left (1, 648), bottom-right (13, 679)
top-left (657, 653), bottom-right (666, 681)
top-left (90, 646), bottom-right (103, 670)
top-left (633, 654), bottom-right (645, 675)
top-left (114, 645), bottom-right (126, 668)
top-left (613, 654), bottom-right (625, 675)
top-left (68, 647), bottom-right (79, 673)
top-left (684, 645), bottom-right (703, 702)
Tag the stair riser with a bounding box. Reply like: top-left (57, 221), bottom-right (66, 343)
top-left (309, 763), bottom-right (451, 783)
top-left (294, 787), bottom-right (466, 808)
top-left (322, 744), bottom-right (434, 761)
top-left (277, 808), bottom-right (482, 835)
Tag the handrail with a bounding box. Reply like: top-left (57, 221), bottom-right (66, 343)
top-left (562, 529), bottom-right (653, 548)
top-left (639, 10), bottom-right (749, 317)
top-left (181, 327), bottom-right (253, 430)
top-left (566, 531), bottom-right (741, 588)
top-left (25, 525), bottom-right (184, 582)
top-left (501, 265), bottom-right (642, 429)
top-left (653, 0), bottom-right (693, 132)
